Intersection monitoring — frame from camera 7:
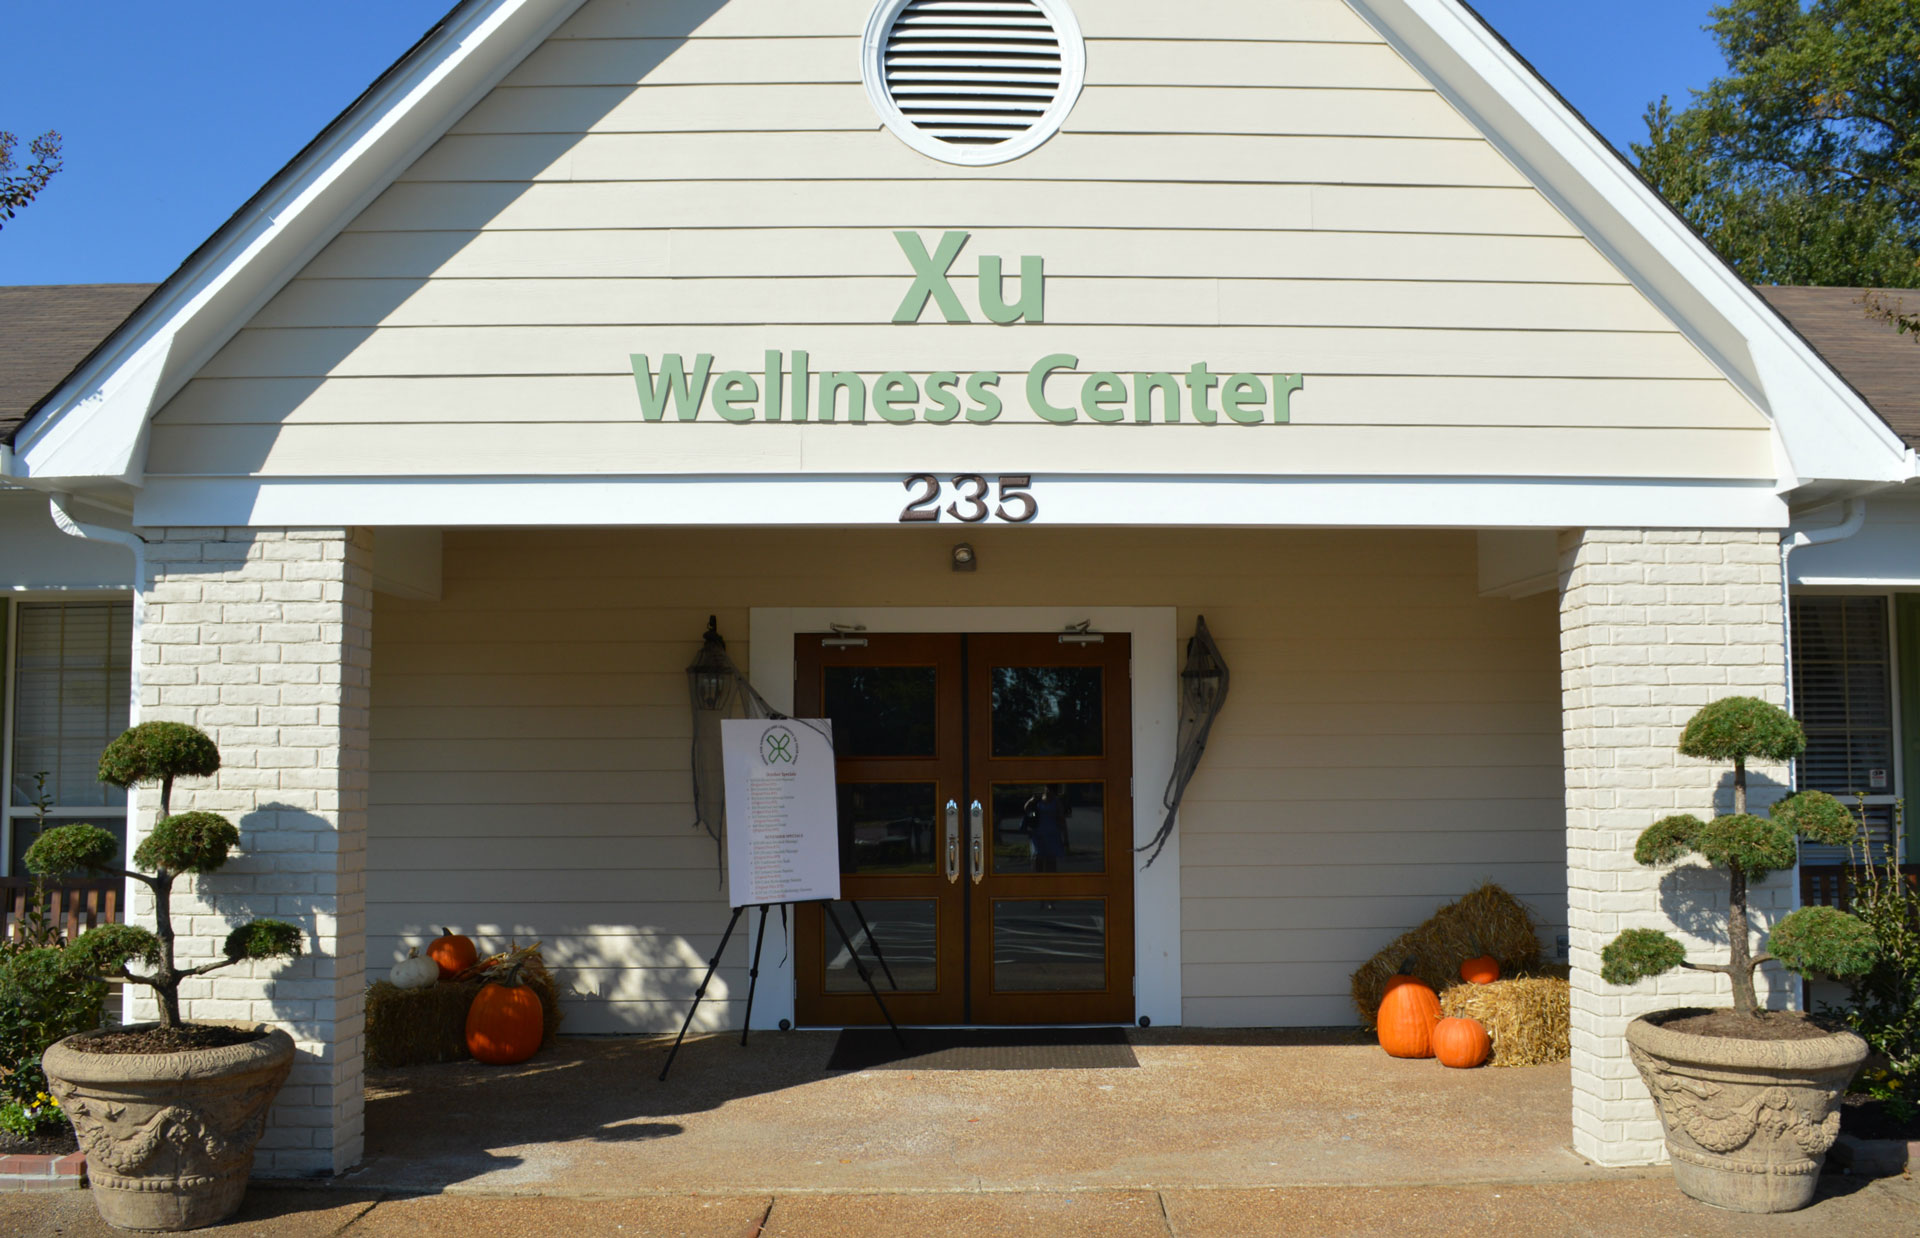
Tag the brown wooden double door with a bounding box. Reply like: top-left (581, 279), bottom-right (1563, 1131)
top-left (794, 632), bottom-right (1133, 1025)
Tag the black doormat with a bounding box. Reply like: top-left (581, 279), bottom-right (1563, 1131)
top-left (825, 1027), bottom-right (1138, 1072)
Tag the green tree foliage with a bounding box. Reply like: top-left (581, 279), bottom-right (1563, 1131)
top-left (1604, 699), bottom-right (1877, 1016)
top-left (0, 946), bottom-right (104, 1104)
top-left (24, 723), bottom-right (301, 1030)
top-left (1830, 839), bottom-right (1920, 1119)
top-left (1602, 928), bottom-right (1690, 986)
top-left (1633, 0), bottom-right (1920, 287)
top-left (0, 129), bottom-right (62, 231)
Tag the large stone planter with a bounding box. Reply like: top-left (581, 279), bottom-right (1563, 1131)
top-left (1626, 1011), bottom-right (1866, 1213)
top-left (42, 1025), bottom-right (295, 1231)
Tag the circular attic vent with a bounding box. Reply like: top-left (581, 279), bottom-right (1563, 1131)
top-left (863, 0), bottom-right (1086, 166)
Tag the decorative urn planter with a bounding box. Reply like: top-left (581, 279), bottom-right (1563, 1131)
top-left (42, 1025), bottom-right (295, 1232)
top-left (1626, 1012), bottom-right (1866, 1214)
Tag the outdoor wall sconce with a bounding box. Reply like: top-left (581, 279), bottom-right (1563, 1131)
top-left (951, 542), bottom-right (977, 572)
top-left (687, 615), bottom-right (735, 712)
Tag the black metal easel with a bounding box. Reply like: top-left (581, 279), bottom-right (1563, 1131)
top-left (658, 899), bottom-right (906, 1081)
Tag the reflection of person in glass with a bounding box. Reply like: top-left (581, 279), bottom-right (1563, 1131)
top-left (1024, 784), bottom-right (1071, 873)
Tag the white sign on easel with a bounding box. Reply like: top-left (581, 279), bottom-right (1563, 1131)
top-left (721, 718), bottom-right (841, 908)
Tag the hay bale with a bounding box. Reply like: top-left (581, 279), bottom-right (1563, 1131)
top-left (365, 945), bottom-right (564, 1069)
top-left (366, 979), bottom-right (479, 1068)
top-left (1350, 884), bottom-right (1541, 1027)
top-left (1440, 975), bottom-right (1570, 1067)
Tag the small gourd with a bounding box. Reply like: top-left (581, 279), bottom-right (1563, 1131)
top-left (1433, 1017), bottom-right (1492, 1068)
top-left (389, 947), bottom-right (438, 990)
top-left (1377, 972), bottom-right (1442, 1059)
top-left (1459, 955), bottom-right (1501, 985)
top-left (429, 927), bottom-right (479, 979)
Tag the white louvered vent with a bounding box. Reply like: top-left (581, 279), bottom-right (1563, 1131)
top-left (863, 0), bottom-right (1085, 166)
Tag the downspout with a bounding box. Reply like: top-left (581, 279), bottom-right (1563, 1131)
top-left (49, 492), bottom-right (149, 1026)
top-left (1775, 500), bottom-right (1869, 1010)
top-left (48, 491), bottom-right (148, 726)
top-left (1779, 500), bottom-right (1866, 728)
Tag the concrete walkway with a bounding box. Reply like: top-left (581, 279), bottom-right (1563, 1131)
top-left (7, 1178), bottom-right (1918, 1237)
top-left (4, 1031), bottom-right (1916, 1235)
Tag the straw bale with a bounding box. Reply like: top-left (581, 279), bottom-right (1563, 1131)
top-left (365, 944), bottom-right (564, 1069)
top-left (1440, 975), bottom-right (1571, 1067)
top-left (366, 979), bottom-right (479, 1068)
top-left (1350, 883), bottom-right (1541, 1027)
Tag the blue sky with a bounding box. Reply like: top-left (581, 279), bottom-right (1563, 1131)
top-left (0, 1), bottom-right (1727, 286)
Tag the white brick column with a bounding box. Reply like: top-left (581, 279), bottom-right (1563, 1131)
top-left (136, 528), bottom-right (372, 1177)
top-left (1560, 529), bottom-right (1793, 1167)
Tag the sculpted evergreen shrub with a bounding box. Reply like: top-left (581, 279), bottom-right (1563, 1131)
top-left (24, 722), bottom-right (303, 1030)
top-left (1600, 697), bottom-right (1877, 1016)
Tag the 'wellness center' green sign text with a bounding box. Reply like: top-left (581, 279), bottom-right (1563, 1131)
top-left (632, 232), bottom-right (1304, 426)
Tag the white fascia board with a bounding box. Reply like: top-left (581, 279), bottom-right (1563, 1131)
top-left (10, 0), bottom-right (587, 487)
top-left (134, 474), bottom-right (1788, 531)
top-left (1349, 0), bottom-right (1912, 490)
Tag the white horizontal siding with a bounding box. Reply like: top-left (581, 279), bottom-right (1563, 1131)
top-left (365, 526), bottom-right (1566, 1032)
top-left (148, 1), bottom-right (1772, 487)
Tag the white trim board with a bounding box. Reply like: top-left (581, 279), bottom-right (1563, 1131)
top-left (747, 606), bottom-right (1181, 1029)
top-left (133, 474), bottom-right (1791, 531)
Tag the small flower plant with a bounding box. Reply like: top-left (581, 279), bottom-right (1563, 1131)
top-left (0, 1090), bottom-right (63, 1139)
top-left (1600, 697), bottom-right (1880, 1017)
top-left (24, 722), bottom-right (304, 1032)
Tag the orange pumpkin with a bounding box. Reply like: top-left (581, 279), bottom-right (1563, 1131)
top-left (466, 980), bottom-right (544, 1064)
top-left (428, 927), bottom-right (478, 979)
top-left (1377, 975), bottom-right (1442, 1059)
top-left (1433, 1017), bottom-right (1491, 1069)
top-left (1459, 955), bottom-right (1501, 985)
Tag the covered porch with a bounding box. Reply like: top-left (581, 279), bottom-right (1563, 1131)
top-left (122, 520), bottom-right (1795, 1177)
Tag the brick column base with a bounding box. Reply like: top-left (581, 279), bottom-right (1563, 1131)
top-left (137, 528), bottom-right (371, 1176)
top-left (1559, 529), bottom-right (1793, 1166)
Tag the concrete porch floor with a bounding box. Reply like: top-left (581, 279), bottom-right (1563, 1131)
top-left (348, 1028), bottom-right (1601, 1195)
top-left (6, 1030), bottom-right (1917, 1236)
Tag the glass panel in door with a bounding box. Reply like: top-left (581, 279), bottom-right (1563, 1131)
top-left (967, 634), bottom-right (1134, 1025)
top-left (794, 634), bottom-right (967, 1025)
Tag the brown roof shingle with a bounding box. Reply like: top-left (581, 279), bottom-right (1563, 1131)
top-left (1758, 285), bottom-right (1920, 450)
top-left (1, 283), bottom-right (157, 447)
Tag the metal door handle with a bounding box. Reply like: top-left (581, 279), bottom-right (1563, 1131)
top-left (945, 800), bottom-right (961, 884)
top-left (969, 800), bottom-right (985, 884)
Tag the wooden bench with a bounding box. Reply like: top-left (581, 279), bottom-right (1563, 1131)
top-left (0, 877), bottom-right (121, 944)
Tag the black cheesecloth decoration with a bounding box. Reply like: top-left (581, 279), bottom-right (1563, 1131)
top-left (686, 617), bottom-right (830, 893)
top-left (1139, 615), bottom-right (1230, 868)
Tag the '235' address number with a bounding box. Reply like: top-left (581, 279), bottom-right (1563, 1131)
top-left (900, 474), bottom-right (1037, 523)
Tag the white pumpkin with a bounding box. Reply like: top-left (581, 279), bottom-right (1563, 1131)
top-left (390, 948), bottom-right (439, 990)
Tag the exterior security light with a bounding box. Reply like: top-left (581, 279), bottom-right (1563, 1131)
top-left (952, 543), bottom-right (977, 572)
top-left (688, 615), bottom-right (734, 711)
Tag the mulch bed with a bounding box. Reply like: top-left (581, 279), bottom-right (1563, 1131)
top-left (66, 1025), bottom-right (264, 1054)
top-left (1841, 1093), bottom-right (1920, 1142)
top-left (1649, 1008), bottom-right (1840, 1041)
top-left (0, 1126), bottom-right (78, 1157)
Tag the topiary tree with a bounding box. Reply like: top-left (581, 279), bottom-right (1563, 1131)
top-left (1601, 696), bottom-right (1879, 1017)
top-left (23, 722), bottom-right (303, 1030)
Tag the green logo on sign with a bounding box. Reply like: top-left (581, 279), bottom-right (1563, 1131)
top-left (761, 726), bottom-right (797, 766)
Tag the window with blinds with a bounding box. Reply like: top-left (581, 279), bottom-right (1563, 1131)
top-left (5, 600), bottom-right (133, 875)
top-left (1790, 594), bottom-right (1895, 863)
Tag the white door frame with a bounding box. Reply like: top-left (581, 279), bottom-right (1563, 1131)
top-left (748, 606), bottom-right (1181, 1028)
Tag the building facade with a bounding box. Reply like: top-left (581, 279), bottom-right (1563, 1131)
top-left (3, 0), bottom-right (1915, 1179)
